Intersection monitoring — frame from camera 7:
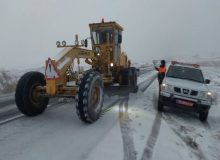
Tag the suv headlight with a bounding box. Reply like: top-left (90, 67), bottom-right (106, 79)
top-left (207, 92), bottom-right (212, 101)
top-left (199, 91), bottom-right (212, 101)
top-left (161, 83), bottom-right (172, 92)
top-left (161, 83), bottom-right (166, 91)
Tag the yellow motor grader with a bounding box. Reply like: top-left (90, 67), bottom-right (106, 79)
top-left (15, 21), bottom-right (138, 123)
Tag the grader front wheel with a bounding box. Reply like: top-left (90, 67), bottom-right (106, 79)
top-left (15, 72), bottom-right (49, 116)
top-left (76, 70), bottom-right (104, 123)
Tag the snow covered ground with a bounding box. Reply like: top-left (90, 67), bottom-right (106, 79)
top-left (0, 66), bottom-right (220, 160)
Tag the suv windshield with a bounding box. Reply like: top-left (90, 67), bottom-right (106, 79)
top-left (166, 65), bottom-right (204, 83)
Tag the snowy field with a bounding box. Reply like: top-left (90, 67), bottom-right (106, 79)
top-left (0, 66), bottom-right (220, 160)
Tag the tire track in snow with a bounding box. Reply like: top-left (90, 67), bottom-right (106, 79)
top-left (141, 112), bottom-right (162, 160)
top-left (0, 114), bottom-right (24, 125)
top-left (162, 113), bottom-right (208, 160)
top-left (171, 128), bottom-right (208, 160)
top-left (103, 73), bottom-right (157, 160)
top-left (101, 98), bottom-right (121, 115)
top-left (140, 79), bottom-right (161, 160)
top-left (118, 74), bottom-right (157, 160)
top-left (0, 99), bottom-right (73, 125)
top-left (119, 95), bottom-right (137, 160)
top-left (140, 75), bottom-right (157, 92)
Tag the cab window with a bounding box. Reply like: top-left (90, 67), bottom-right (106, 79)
top-left (92, 29), bottom-right (113, 45)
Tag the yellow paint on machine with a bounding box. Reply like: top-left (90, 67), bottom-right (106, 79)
top-left (46, 79), bottom-right (56, 96)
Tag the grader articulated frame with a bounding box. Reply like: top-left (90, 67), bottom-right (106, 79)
top-left (15, 21), bottom-right (138, 123)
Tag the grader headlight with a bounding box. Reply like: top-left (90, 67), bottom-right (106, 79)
top-left (110, 62), bottom-right (114, 67)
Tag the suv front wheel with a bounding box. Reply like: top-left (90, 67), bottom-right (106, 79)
top-left (158, 100), bottom-right (164, 111)
top-left (199, 111), bottom-right (209, 122)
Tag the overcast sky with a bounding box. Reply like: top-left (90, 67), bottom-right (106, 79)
top-left (0, 0), bottom-right (220, 70)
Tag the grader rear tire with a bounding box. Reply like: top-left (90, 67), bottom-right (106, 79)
top-left (118, 72), bottom-right (126, 85)
top-left (15, 72), bottom-right (49, 116)
top-left (119, 68), bottom-right (138, 93)
top-left (130, 67), bottom-right (138, 93)
top-left (119, 68), bottom-right (131, 85)
top-left (76, 70), bottom-right (104, 123)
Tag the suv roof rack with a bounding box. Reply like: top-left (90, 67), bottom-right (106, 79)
top-left (171, 61), bottom-right (200, 68)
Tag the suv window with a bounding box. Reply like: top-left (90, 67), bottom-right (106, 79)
top-left (166, 65), bottom-right (204, 83)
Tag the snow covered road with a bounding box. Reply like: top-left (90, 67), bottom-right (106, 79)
top-left (0, 67), bottom-right (220, 160)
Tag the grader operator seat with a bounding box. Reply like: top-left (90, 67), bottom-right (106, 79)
top-left (89, 21), bottom-right (123, 66)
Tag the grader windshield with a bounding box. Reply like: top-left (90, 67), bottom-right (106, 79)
top-left (92, 29), bottom-right (113, 45)
top-left (89, 22), bottom-right (123, 46)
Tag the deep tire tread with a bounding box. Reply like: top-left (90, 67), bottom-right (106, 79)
top-left (76, 69), bottom-right (103, 123)
top-left (15, 71), bottom-right (49, 116)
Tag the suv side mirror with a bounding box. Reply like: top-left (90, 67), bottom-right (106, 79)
top-left (205, 79), bottom-right (210, 84)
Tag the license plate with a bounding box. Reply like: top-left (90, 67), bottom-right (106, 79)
top-left (176, 99), bottom-right (193, 107)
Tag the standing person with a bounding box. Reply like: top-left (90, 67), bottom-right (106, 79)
top-left (155, 60), bottom-right (166, 86)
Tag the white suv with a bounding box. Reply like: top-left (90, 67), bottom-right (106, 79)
top-left (158, 61), bottom-right (212, 122)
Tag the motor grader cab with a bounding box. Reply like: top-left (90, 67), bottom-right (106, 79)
top-left (90, 22), bottom-right (126, 72)
top-left (15, 20), bottom-right (138, 123)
